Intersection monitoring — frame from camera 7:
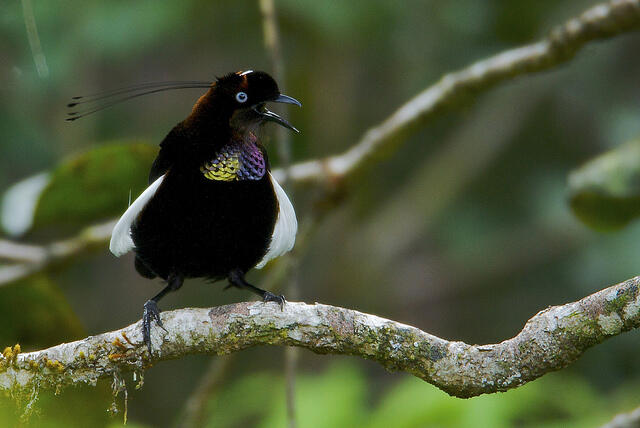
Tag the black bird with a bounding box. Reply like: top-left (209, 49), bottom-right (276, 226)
top-left (83, 70), bottom-right (300, 351)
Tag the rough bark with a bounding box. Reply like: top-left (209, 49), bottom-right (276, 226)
top-left (1, 276), bottom-right (638, 399)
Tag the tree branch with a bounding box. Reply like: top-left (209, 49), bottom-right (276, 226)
top-left (272, 0), bottom-right (640, 184)
top-left (180, 356), bottom-right (233, 428)
top-left (258, 1), bottom-right (300, 426)
top-left (601, 405), bottom-right (640, 428)
top-left (21, 0), bottom-right (49, 78)
top-left (0, 221), bottom-right (114, 287)
top-left (2, 1), bottom-right (640, 404)
top-left (1, 276), bottom-right (639, 399)
top-left (0, 240), bottom-right (47, 263)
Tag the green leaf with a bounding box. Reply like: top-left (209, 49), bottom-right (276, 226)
top-left (0, 274), bottom-right (85, 349)
top-left (568, 139), bottom-right (640, 231)
top-left (31, 141), bottom-right (157, 234)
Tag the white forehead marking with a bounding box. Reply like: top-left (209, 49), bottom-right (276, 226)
top-left (239, 70), bottom-right (254, 76)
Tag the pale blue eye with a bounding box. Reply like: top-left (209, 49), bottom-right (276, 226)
top-left (236, 92), bottom-right (248, 103)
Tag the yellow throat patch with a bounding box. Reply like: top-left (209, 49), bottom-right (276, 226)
top-left (201, 154), bottom-right (241, 181)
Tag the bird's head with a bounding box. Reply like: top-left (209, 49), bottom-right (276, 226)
top-left (66, 70), bottom-right (301, 135)
top-left (189, 70), bottom-right (301, 134)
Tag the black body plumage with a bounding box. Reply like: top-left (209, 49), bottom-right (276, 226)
top-left (131, 149), bottom-right (278, 281)
top-left (102, 70), bottom-right (300, 351)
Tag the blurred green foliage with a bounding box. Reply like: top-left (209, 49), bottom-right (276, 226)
top-left (0, 275), bottom-right (84, 349)
top-left (569, 139), bottom-right (640, 231)
top-left (32, 142), bottom-right (157, 234)
top-left (4, 361), bottom-right (636, 428)
top-left (0, 382), bottom-right (113, 428)
top-left (200, 362), bottom-right (637, 428)
top-left (1, 0), bottom-right (640, 426)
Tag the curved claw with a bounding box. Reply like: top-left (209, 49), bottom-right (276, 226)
top-left (142, 300), bottom-right (166, 353)
top-left (263, 291), bottom-right (286, 311)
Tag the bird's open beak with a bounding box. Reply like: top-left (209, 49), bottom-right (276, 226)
top-left (256, 93), bottom-right (301, 133)
top-left (272, 94), bottom-right (301, 107)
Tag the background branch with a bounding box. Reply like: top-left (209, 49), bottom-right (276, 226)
top-left (0, 240), bottom-right (47, 263)
top-left (0, 221), bottom-right (113, 287)
top-left (0, 220), bottom-right (115, 287)
top-left (20, 0), bottom-right (49, 78)
top-left (179, 356), bottom-right (233, 428)
top-left (273, 0), bottom-right (640, 184)
top-left (601, 406), bottom-right (640, 428)
top-left (1, 0), bottom-right (639, 290)
top-left (258, 1), bottom-right (299, 426)
top-left (1, 276), bottom-right (639, 400)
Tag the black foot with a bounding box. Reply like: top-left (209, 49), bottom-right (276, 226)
top-left (227, 269), bottom-right (285, 310)
top-left (263, 291), bottom-right (286, 311)
top-left (142, 299), bottom-right (166, 353)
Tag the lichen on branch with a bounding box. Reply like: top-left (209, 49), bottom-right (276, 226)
top-left (1, 276), bottom-right (638, 399)
top-left (1, 0), bottom-right (640, 409)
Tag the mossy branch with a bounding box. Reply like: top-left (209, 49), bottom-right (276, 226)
top-left (2, 0), bottom-right (640, 403)
top-left (2, 276), bottom-right (639, 399)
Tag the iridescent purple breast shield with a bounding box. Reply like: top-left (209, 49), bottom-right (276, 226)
top-left (201, 137), bottom-right (266, 182)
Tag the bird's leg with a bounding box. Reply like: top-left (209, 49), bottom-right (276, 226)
top-left (228, 269), bottom-right (286, 310)
top-left (142, 273), bottom-right (184, 352)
